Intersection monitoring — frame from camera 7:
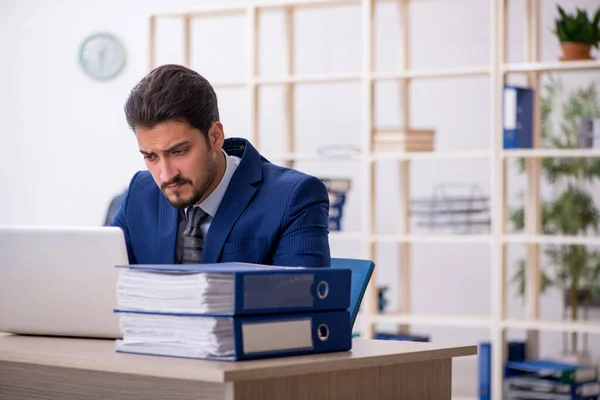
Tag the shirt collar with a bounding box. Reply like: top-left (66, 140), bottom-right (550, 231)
top-left (189, 149), bottom-right (240, 218)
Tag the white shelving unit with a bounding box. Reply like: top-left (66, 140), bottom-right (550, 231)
top-left (149, 1), bottom-right (600, 398)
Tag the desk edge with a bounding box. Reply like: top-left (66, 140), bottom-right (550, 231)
top-left (0, 352), bottom-right (228, 383)
top-left (0, 339), bottom-right (477, 384)
top-left (223, 344), bottom-right (478, 382)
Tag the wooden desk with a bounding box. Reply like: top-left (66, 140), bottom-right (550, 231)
top-left (0, 334), bottom-right (476, 400)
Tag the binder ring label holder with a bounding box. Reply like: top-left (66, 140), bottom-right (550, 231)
top-left (317, 323), bottom-right (330, 342)
top-left (316, 280), bottom-right (329, 299)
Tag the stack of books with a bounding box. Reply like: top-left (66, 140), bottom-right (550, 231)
top-left (114, 262), bottom-right (353, 361)
top-left (504, 359), bottom-right (600, 399)
top-left (372, 128), bottom-right (435, 152)
top-left (320, 178), bottom-right (351, 231)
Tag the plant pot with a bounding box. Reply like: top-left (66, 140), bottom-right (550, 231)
top-left (560, 42), bottom-right (594, 61)
top-left (563, 287), bottom-right (600, 308)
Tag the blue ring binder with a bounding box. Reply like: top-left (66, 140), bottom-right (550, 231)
top-left (318, 323), bottom-right (330, 342)
top-left (317, 281), bottom-right (329, 299)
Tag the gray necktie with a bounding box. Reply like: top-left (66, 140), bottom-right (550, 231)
top-left (181, 207), bottom-right (209, 264)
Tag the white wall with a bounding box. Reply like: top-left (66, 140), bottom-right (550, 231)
top-left (2, 0), bottom-right (600, 397)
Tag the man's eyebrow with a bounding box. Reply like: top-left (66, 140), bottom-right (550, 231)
top-left (139, 141), bottom-right (190, 156)
top-left (164, 141), bottom-right (190, 152)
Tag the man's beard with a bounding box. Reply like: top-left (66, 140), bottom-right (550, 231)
top-left (161, 176), bottom-right (203, 209)
top-left (161, 169), bottom-right (214, 209)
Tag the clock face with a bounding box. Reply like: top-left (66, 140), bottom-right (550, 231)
top-left (79, 33), bottom-right (126, 80)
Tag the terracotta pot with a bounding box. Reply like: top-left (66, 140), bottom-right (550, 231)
top-left (560, 42), bottom-right (594, 61)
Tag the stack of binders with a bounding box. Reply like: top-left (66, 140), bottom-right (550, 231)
top-left (114, 262), bottom-right (353, 361)
top-left (504, 359), bottom-right (600, 399)
top-left (372, 128), bottom-right (436, 152)
top-left (319, 178), bottom-right (351, 231)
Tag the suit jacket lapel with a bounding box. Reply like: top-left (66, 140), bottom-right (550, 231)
top-left (158, 195), bottom-right (178, 263)
top-left (202, 183), bottom-right (256, 263)
top-left (202, 138), bottom-right (263, 264)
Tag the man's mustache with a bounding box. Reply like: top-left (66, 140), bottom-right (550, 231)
top-left (161, 176), bottom-right (191, 191)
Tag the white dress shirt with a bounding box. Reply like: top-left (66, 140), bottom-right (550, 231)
top-left (186, 149), bottom-right (241, 237)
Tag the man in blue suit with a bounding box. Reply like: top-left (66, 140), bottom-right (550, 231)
top-left (111, 64), bottom-right (331, 268)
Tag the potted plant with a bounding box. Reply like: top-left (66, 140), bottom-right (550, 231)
top-left (553, 5), bottom-right (600, 61)
top-left (510, 76), bottom-right (600, 362)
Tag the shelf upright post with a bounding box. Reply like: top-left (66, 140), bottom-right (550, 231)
top-left (284, 5), bottom-right (296, 169)
top-left (184, 15), bottom-right (192, 68)
top-left (361, 0), bottom-right (377, 339)
top-left (397, 0), bottom-right (412, 335)
top-left (491, 0), bottom-right (508, 398)
top-left (149, 15), bottom-right (156, 71)
top-left (246, 6), bottom-right (260, 147)
top-left (524, 0), bottom-right (542, 361)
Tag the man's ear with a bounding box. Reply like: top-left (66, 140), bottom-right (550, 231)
top-left (208, 121), bottom-right (225, 151)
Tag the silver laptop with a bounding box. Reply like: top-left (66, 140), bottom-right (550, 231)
top-left (0, 226), bottom-right (128, 338)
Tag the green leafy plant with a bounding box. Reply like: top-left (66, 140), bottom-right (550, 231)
top-left (554, 6), bottom-right (600, 48)
top-left (510, 77), bottom-right (600, 353)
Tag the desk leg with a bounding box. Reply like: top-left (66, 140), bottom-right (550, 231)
top-left (228, 358), bottom-right (452, 400)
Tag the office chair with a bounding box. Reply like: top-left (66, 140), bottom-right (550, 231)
top-left (103, 190), bottom-right (126, 226)
top-left (330, 258), bottom-right (375, 329)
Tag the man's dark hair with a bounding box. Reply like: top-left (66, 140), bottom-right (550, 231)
top-left (124, 64), bottom-right (219, 137)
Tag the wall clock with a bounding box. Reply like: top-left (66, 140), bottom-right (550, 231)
top-left (79, 32), bottom-right (127, 80)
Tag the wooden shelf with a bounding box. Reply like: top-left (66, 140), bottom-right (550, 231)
top-left (264, 152), bottom-right (364, 161)
top-left (215, 68), bottom-right (492, 87)
top-left (370, 234), bottom-right (492, 244)
top-left (255, 149), bottom-right (600, 161)
top-left (371, 150), bottom-right (490, 161)
top-left (156, 0), bottom-right (361, 17)
top-left (368, 315), bottom-right (600, 334)
top-left (503, 319), bottom-right (600, 335)
top-left (503, 60), bottom-right (600, 73)
top-left (265, 150), bottom-right (490, 161)
top-left (372, 314), bottom-right (493, 329)
top-left (503, 234), bottom-right (600, 246)
top-left (372, 66), bottom-right (490, 80)
top-left (502, 148), bottom-right (600, 158)
top-left (150, 2), bottom-right (600, 400)
top-left (256, 73), bottom-right (362, 85)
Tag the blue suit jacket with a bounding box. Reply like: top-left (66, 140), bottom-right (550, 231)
top-left (111, 138), bottom-right (331, 268)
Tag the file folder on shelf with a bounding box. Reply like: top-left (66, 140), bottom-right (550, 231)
top-left (479, 341), bottom-right (526, 400)
top-left (505, 359), bottom-right (599, 384)
top-left (116, 262), bottom-right (351, 316)
top-left (503, 85), bottom-right (534, 149)
top-left (115, 310), bottom-right (352, 361)
top-left (504, 376), bottom-right (600, 399)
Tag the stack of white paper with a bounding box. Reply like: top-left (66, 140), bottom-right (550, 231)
top-left (116, 312), bottom-right (235, 359)
top-left (117, 269), bottom-right (236, 314)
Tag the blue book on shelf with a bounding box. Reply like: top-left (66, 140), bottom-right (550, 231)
top-left (116, 262), bottom-right (351, 316)
top-left (505, 375), bottom-right (600, 399)
top-left (503, 85), bottom-right (534, 149)
top-left (115, 309), bottom-right (352, 361)
top-left (373, 332), bottom-right (430, 342)
top-left (504, 388), bottom-right (599, 400)
top-left (479, 341), bottom-right (526, 400)
top-left (505, 359), bottom-right (599, 385)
